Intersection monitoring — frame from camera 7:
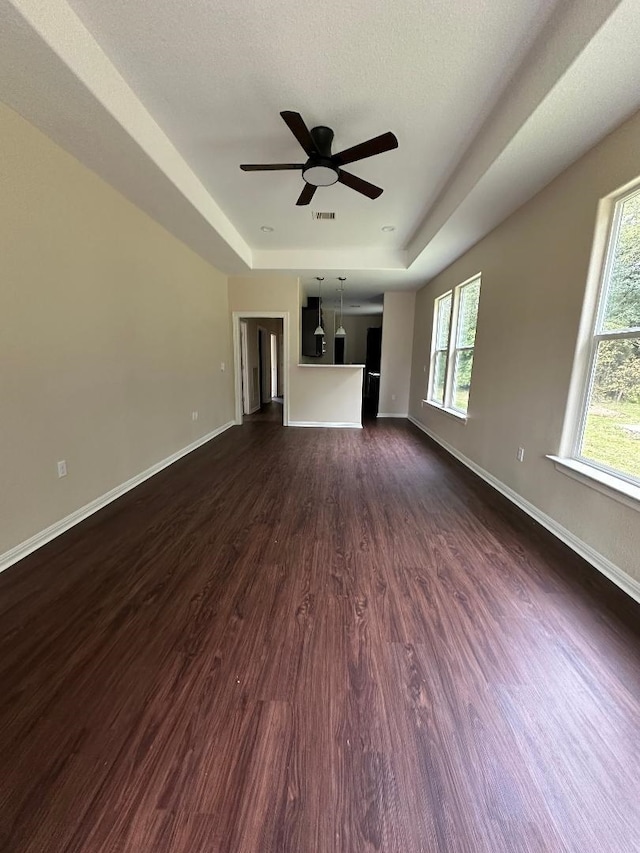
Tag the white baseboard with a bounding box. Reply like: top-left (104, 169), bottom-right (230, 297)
top-left (408, 415), bottom-right (640, 605)
top-left (0, 421), bottom-right (236, 575)
top-left (288, 421), bottom-right (363, 429)
top-left (377, 412), bottom-right (409, 418)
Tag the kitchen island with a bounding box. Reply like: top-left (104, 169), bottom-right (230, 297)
top-left (289, 363), bottom-right (365, 427)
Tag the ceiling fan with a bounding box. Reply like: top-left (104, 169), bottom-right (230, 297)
top-left (240, 111), bottom-right (398, 206)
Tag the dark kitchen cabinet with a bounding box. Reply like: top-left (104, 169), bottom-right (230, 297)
top-left (301, 297), bottom-right (323, 357)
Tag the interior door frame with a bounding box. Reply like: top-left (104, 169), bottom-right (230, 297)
top-left (240, 320), bottom-right (250, 414)
top-left (232, 311), bottom-right (290, 426)
top-left (270, 332), bottom-right (278, 399)
top-left (257, 325), bottom-right (273, 406)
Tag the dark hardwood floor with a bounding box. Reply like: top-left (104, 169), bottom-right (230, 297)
top-left (244, 399), bottom-right (283, 424)
top-left (0, 418), bottom-right (638, 852)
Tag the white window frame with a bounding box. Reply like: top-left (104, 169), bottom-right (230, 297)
top-left (550, 180), bottom-right (640, 508)
top-left (426, 273), bottom-right (481, 418)
top-left (428, 290), bottom-right (452, 406)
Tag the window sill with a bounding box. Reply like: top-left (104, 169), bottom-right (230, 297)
top-left (422, 400), bottom-right (467, 423)
top-left (547, 455), bottom-right (640, 513)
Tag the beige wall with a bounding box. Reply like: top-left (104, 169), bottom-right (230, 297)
top-left (379, 292), bottom-right (416, 416)
top-left (0, 102), bottom-right (235, 557)
top-left (409, 108), bottom-right (640, 586)
top-left (230, 276), bottom-right (363, 426)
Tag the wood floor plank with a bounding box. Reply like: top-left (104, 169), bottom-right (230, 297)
top-left (0, 414), bottom-right (638, 852)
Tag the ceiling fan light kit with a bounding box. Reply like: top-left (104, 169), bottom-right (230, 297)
top-left (240, 111), bottom-right (398, 205)
top-left (302, 125), bottom-right (339, 187)
top-left (303, 164), bottom-right (339, 187)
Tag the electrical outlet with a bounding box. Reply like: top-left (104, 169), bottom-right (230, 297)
top-left (191, 410), bottom-right (198, 421)
top-left (57, 460), bottom-right (67, 478)
top-left (220, 361), bottom-right (226, 372)
top-left (517, 446), bottom-right (525, 462)
top-left (391, 393), bottom-right (397, 401)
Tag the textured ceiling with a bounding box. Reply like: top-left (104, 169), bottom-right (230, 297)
top-left (2, 0), bottom-right (640, 305)
top-left (62, 0), bottom-right (559, 251)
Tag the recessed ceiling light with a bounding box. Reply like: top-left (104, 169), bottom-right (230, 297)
top-left (381, 225), bottom-right (395, 232)
top-left (260, 225), bottom-right (274, 232)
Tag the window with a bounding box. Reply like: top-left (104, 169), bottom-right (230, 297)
top-left (427, 275), bottom-right (481, 416)
top-left (430, 292), bottom-right (452, 406)
top-left (574, 187), bottom-right (640, 485)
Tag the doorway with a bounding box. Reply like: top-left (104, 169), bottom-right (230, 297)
top-left (270, 333), bottom-right (278, 399)
top-left (363, 325), bottom-right (382, 418)
top-left (258, 327), bottom-right (267, 406)
top-left (232, 312), bottom-right (290, 426)
top-left (240, 320), bottom-right (250, 415)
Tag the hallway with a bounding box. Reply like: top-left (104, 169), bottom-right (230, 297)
top-left (244, 398), bottom-right (283, 424)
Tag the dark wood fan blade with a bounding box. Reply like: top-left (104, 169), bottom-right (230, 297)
top-left (338, 170), bottom-right (383, 199)
top-left (296, 183), bottom-right (317, 206)
top-left (240, 164), bottom-right (304, 171)
top-left (333, 131), bottom-right (398, 167)
top-left (280, 111), bottom-right (318, 156)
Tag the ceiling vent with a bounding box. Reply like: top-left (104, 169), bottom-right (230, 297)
top-left (312, 211), bottom-right (336, 220)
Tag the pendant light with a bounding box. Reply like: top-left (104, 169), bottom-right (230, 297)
top-left (335, 277), bottom-right (346, 337)
top-left (314, 277), bottom-right (325, 336)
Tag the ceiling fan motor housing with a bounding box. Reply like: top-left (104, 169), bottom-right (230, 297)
top-left (303, 125), bottom-right (339, 186)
